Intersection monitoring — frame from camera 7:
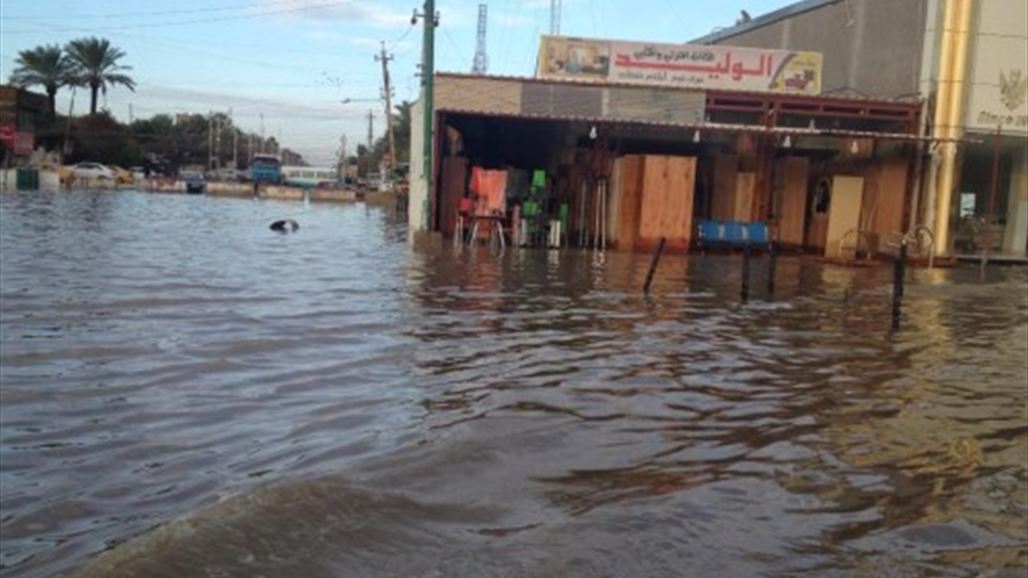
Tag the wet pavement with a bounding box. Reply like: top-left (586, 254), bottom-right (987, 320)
top-left (1, 190), bottom-right (1026, 577)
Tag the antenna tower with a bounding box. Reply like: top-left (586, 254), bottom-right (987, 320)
top-left (472, 4), bottom-right (488, 74)
top-left (549, 0), bottom-right (561, 35)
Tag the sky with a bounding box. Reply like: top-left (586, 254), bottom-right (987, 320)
top-left (1, 0), bottom-right (794, 165)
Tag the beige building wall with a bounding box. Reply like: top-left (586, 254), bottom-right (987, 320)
top-left (699, 0), bottom-right (928, 99)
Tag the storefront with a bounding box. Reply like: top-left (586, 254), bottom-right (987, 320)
top-left (409, 68), bottom-right (922, 260)
top-left (693, 0), bottom-right (1028, 258)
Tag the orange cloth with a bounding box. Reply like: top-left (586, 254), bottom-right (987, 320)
top-left (470, 167), bottom-right (507, 215)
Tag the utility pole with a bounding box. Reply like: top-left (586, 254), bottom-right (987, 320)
top-left (230, 108), bottom-right (237, 170)
top-left (214, 114), bottom-right (222, 170)
top-left (260, 113), bottom-right (265, 154)
top-left (207, 112), bottom-right (213, 170)
top-left (375, 41), bottom-right (397, 175)
top-left (338, 134), bottom-right (348, 179)
top-left (367, 109), bottom-right (374, 151)
top-left (128, 103), bottom-right (133, 123)
top-left (247, 133), bottom-right (253, 164)
top-left (414, 0), bottom-right (437, 229)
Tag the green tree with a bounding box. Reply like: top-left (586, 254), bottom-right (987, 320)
top-left (65, 37), bottom-right (135, 116)
top-left (8, 44), bottom-right (74, 118)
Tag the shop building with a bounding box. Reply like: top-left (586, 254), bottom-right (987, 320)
top-left (409, 37), bottom-right (934, 259)
top-left (695, 0), bottom-right (1028, 257)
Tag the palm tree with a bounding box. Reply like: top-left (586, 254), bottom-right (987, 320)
top-left (65, 37), bottom-right (135, 116)
top-left (9, 44), bottom-right (74, 118)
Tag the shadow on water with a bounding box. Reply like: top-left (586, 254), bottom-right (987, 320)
top-left (0, 191), bottom-right (1025, 577)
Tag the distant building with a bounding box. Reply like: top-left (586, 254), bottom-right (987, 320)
top-left (0, 85), bottom-right (48, 162)
top-left (280, 148), bottom-right (305, 166)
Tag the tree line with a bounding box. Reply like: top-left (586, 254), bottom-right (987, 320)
top-left (8, 38), bottom-right (305, 169)
top-left (10, 37), bottom-right (135, 118)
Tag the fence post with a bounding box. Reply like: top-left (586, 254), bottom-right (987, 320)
top-left (741, 242), bottom-right (751, 302)
top-left (892, 238), bottom-right (908, 330)
top-left (643, 237), bottom-right (667, 295)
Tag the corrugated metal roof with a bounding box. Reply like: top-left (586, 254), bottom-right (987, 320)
top-left (436, 107), bottom-right (951, 142)
top-left (690, 0), bottom-right (841, 45)
top-left (434, 71), bottom-right (920, 106)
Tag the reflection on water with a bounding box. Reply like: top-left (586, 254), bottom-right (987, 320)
top-left (1, 190), bottom-right (1026, 578)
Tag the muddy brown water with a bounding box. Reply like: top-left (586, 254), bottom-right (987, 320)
top-left (1, 190), bottom-right (1025, 578)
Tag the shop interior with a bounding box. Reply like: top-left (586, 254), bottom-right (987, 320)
top-left (434, 106), bottom-right (919, 258)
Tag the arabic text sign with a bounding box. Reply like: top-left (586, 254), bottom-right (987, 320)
top-left (538, 36), bottom-right (822, 96)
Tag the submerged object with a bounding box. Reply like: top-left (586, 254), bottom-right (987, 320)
top-left (270, 219), bottom-right (299, 233)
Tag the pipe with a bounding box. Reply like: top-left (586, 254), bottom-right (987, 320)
top-left (934, 0), bottom-right (974, 256)
top-left (925, 0), bottom-right (958, 247)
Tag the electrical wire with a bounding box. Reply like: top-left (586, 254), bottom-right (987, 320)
top-left (2, 0), bottom-right (320, 20)
top-left (4, 0), bottom-right (351, 34)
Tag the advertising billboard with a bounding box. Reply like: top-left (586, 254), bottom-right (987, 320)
top-left (538, 36), bottom-right (822, 95)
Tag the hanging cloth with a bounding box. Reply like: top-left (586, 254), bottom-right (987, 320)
top-left (531, 169), bottom-right (547, 190)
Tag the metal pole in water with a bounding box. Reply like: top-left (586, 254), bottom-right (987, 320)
top-left (643, 237), bottom-right (666, 295)
top-left (741, 242), bottom-right (751, 302)
top-left (892, 238), bottom-right (908, 330)
top-left (767, 240), bottom-right (778, 295)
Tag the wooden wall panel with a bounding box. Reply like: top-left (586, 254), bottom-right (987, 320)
top-left (868, 159), bottom-right (908, 236)
top-left (638, 155), bottom-right (669, 242)
top-left (825, 176), bottom-right (864, 258)
top-left (615, 155), bottom-right (644, 251)
top-left (734, 172), bottom-right (756, 222)
top-left (637, 155), bottom-right (696, 250)
top-left (668, 156), bottom-right (696, 249)
top-left (712, 154), bottom-right (737, 221)
top-left (439, 157), bottom-right (467, 236)
top-left (776, 157), bottom-right (810, 247)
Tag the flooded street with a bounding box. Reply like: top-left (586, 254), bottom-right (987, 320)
top-left (1, 190), bottom-right (1026, 577)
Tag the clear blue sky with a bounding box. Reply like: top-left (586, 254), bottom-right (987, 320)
top-left (1, 0), bottom-right (794, 164)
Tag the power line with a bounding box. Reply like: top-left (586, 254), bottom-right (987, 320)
top-left (4, 1), bottom-right (350, 34)
top-left (3, 0), bottom-right (321, 20)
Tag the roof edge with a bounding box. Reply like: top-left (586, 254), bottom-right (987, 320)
top-left (691, 0), bottom-right (841, 44)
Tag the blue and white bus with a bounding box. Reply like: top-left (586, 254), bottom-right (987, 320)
top-left (249, 154), bottom-right (282, 184)
top-left (281, 166), bottom-right (340, 188)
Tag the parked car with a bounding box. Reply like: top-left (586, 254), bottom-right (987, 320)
top-left (70, 162), bottom-right (115, 181)
top-left (180, 171), bottom-right (206, 194)
top-left (110, 165), bottom-right (134, 185)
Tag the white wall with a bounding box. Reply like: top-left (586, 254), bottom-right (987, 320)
top-left (408, 98), bottom-right (427, 237)
top-left (1002, 150), bottom-right (1028, 255)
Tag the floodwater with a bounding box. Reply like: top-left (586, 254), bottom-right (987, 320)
top-left (1, 190), bottom-right (1026, 578)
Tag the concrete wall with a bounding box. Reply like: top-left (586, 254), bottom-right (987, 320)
top-left (408, 99), bottom-right (428, 234)
top-left (1002, 151), bottom-right (1028, 256)
top-left (207, 182), bottom-right (252, 197)
top-left (436, 76), bottom-right (521, 114)
top-left (706, 0), bottom-right (928, 99)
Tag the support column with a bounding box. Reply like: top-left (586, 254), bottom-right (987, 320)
top-left (932, 0), bottom-right (974, 256)
top-left (1002, 149), bottom-right (1028, 256)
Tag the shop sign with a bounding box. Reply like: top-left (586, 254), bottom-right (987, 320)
top-left (537, 35), bottom-right (822, 95)
top-left (13, 132), bottom-right (34, 156)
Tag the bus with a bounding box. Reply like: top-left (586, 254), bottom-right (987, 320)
top-left (249, 154), bottom-right (282, 184)
top-left (281, 166), bottom-right (340, 189)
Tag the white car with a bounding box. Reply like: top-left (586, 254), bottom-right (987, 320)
top-left (70, 162), bottom-right (115, 181)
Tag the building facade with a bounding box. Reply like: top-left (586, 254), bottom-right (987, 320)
top-left (695, 0), bottom-right (1028, 256)
top-left (409, 70), bottom-right (922, 259)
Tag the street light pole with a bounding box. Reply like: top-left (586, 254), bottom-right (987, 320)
top-left (415, 0), bottom-right (437, 230)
